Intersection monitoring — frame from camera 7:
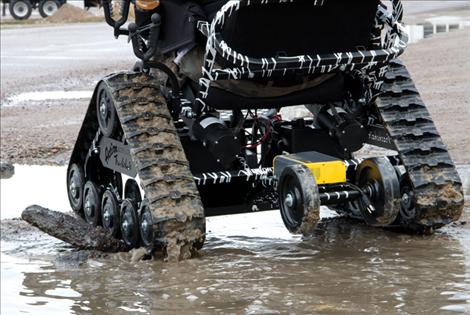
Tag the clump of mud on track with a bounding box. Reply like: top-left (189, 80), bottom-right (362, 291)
top-left (46, 4), bottom-right (102, 23)
top-left (0, 161), bottom-right (15, 179)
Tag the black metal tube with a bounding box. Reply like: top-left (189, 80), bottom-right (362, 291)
top-left (320, 190), bottom-right (361, 205)
top-left (144, 61), bottom-right (180, 97)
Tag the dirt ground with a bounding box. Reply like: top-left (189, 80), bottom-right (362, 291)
top-left (1, 10), bottom-right (469, 166)
top-left (46, 4), bottom-right (96, 23)
top-left (401, 29), bottom-right (470, 165)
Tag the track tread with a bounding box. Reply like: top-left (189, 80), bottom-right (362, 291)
top-left (375, 60), bottom-right (464, 229)
top-left (104, 72), bottom-right (205, 255)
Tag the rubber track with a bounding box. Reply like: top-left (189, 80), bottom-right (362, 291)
top-left (375, 59), bottom-right (464, 230)
top-left (103, 72), bottom-right (205, 257)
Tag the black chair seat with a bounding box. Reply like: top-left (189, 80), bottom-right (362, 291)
top-left (204, 74), bottom-right (345, 110)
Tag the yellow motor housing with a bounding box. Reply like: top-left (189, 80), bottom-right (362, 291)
top-left (273, 152), bottom-right (347, 185)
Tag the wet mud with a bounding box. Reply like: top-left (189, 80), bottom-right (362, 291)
top-left (1, 167), bottom-right (469, 314)
top-left (1, 206), bottom-right (470, 314)
top-left (0, 161), bottom-right (14, 179)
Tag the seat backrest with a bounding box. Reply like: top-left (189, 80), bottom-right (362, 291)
top-left (221, 0), bottom-right (380, 58)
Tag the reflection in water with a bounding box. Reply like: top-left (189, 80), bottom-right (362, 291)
top-left (5, 213), bottom-right (470, 315)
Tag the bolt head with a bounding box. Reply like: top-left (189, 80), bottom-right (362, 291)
top-left (142, 220), bottom-right (149, 232)
top-left (100, 102), bottom-right (107, 118)
top-left (85, 200), bottom-right (93, 216)
top-left (285, 193), bottom-right (294, 208)
top-left (122, 220), bottom-right (129, 232)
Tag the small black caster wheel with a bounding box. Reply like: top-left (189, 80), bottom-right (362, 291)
top-left (139, 201), bottom-right (154, 248)
top-left (67, 163), bottom-right (85, 215)
top-left (83, 181), bottom-right (102, 226)
top-left (101, 189), bottom-right (121, 238)
top-left (121, 199), bottom-right (141, 249)
top-left (356, 157), bottom-right (401, 226)
top-left (96, 82), bottom-right (118, 137)
top-left (278, 164), bottom-right (320, 235)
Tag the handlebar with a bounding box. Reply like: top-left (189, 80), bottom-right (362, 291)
top-left (102, 0), bottom-right (131, 37)
top-left (128, 13), bottom-right (161, 62)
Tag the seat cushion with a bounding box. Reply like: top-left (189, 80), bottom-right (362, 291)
top-left (204, 73), bottom-right (345, 110)
top-left (221, 0), bottom-right (379, 58)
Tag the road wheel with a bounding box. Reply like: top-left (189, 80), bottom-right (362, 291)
top-left (101, 189), bottom-right (121, 238)
top-left (83, 181), bottom-right (103, 226)
top-left (120, 199), bottom-right (140, 249)
top-left (38, 0), bottom-right (60, 18)
top-left (9, 0), bottom-right (32, 20)
top-left (278, 164), bottom-right (320, 235)
top-left (67, 163), bottom-right (85, 215)
top-left (355, 157), bottom-right (401, 226)
top-left (96, 82), bottom-right (119, 138)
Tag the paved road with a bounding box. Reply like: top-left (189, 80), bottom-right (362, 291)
top-left (0, 23), bottom-right (132, 99)
top-left (1, 2), bottom-right (468, 100)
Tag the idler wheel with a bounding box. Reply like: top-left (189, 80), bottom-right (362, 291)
top-left (356, 157), bottom-right (400, 226)
top-left (67, 163), bottom-right (85, 215)
top-left (399, 176), bottom-right (416, 221)
top-left (83, 181), bottom-right (102, 226)
top-left (139, 201), bottom-right (154, 248)
top-left (96, 82), bottom-right (118, 137)
top-left (101, 189), bottom-right (121, 238)
top-left (120, 199), bottom-right (140, 249)
top-left (124, 179), bottom-right (142, 205)
top-left (278, 164), bottom-right (320, 235)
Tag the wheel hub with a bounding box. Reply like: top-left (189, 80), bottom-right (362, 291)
top-left (96, 84), bottom-right (118, 137)
top-left (122, 219), bottom-right (130, 235)
top-left (67, 164), bottom-right (84, 214)
top-left (402, 192), bottom-right (410, 207)
top-left (141, 219), bottom-right (149, 233)
top-left (103, 207), bottom-right (111, 226)
top-left (399, 184), bottom-right (416, 220)
top-left (44, 1), bottom-right (57, 15)
top-left (284, 193), bottom-right (294, 208)
top-left (85, 200), bottom-right (93, 217)
top-left (69, 180), bottom-right (78, 198)
top-left (139, 205), bottom-right (154, 248)
top-left (14, 3), bottom-right (27, 16)
top-left (100, 101), bottom-right (107, 120)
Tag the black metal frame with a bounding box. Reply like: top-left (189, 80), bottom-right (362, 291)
top-left (101, 0), bottom-right (409, 117)
top-left (96, 0), bottom-right (409, 216)
top-left (193, 0), bottom-right (408, 114)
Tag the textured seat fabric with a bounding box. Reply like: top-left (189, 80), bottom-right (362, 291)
top-left (204, 73), bottom-right (345, 110)
top-left (222, 0), bottom-right (379, 57)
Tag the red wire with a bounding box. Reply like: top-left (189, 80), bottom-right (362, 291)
top-left (242, 119), bottom-right (271, 149)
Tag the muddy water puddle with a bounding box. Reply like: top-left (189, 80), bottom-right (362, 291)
top-left (1, 165), bottom-right (470, 314)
